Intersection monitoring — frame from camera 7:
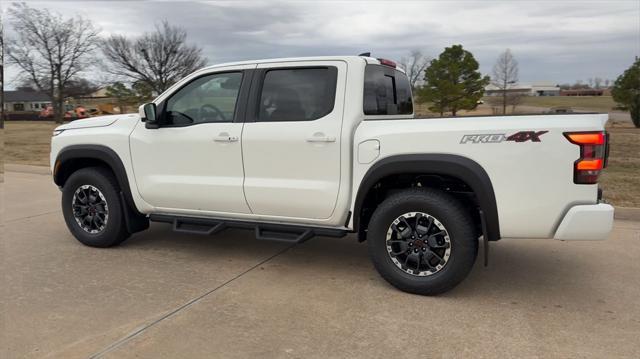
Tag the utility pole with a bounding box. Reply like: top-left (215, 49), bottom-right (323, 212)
top-left (1, 20), bottom-right (4, 129)
top-left (1, 55), bottom-right (4, 129)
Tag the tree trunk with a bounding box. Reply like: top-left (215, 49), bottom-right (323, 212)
top-left (502, 89), bottom-right (507, 114)
top-left (631, 103), bottom-right (640, 128)
top-left (57, 95), bottom-right (65, 124)
top-left (54, 89), bottom-right (65, 124)
top-left (50, 89), bottom-right (61, 124)
top-left (502, 95), bottom-right (507, 114)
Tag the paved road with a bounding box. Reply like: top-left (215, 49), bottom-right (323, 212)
top-left (2, 170), bottom-right (640, 358)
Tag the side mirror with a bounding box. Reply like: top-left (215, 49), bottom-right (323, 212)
top-left (140, 103), bottom-right (159, 129)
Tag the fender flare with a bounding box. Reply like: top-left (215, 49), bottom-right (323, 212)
top-left (54, 144), bottom-right (141, 217)
top-left (353, 154), bottom-right (501, 241)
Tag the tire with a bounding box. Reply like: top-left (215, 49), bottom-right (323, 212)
top-left (367, 188), bottom-right (478, 295)
top-left (61, 167), bottom-right (130, 247)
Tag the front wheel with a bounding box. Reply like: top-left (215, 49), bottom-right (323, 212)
top-left (61, 167), bottom-right (130, 247)
top-left (367, 188), bottom-right (478, 295)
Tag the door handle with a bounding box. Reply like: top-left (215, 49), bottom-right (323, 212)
top-left (214, 134), bottom-right (238, 142)
top-left (306, 136), bottom-right (336, 143)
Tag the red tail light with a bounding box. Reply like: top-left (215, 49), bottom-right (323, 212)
top-left (377, 58), bottom-right (396, 68)
top-left (564, 131), bottom-right (608, 184)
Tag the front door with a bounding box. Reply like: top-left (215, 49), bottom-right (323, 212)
top-left (130, 66), bottom-right (254, 214)
top-left (241, 61), bottom-right (346, 219)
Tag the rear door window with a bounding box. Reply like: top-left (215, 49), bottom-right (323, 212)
top-left (364, 65), bottom-right (413, 115)
top-left (257, 67), bottom-right (338, 122)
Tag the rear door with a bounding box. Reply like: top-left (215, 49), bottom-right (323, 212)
top-left (241, 60), bottom-right (347, 219)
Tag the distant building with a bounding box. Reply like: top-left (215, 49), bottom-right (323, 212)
top-left (485, 82), bottom-right (560, 96)
top-left (485, 83), bottom-right (532, 97)
top-left (531, 81), bottom-right (561, 96)
top-left (560, 88), bottom-right (608, 96)
top-left (72, 87), bottom-right (122, 115)
top-left (3, 90), bottom-right (52, 112)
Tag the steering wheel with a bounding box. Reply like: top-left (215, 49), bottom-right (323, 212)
top-left (200, 104), bottom-right (226, 122)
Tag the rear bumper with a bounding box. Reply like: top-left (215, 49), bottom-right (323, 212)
top-left (554, 203), bottom-right (614, 240)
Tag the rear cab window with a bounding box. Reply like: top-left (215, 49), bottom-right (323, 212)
top-left (257, 67), bottom-right (338, 122)
top-left (363, 64), bottom-right (413, 116)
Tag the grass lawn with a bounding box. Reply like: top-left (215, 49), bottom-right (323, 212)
top-left (416, 97), bottom-right (619, 116)
top-left (599, 121), bottom-right (640, 207)
top-left (5, 121), bottom-right (59, 167)
top-left (4, 120), bottom-right (640, 207)
top-left (518, 96), bottom-right (618, 112)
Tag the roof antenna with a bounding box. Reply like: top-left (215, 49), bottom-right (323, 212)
top-left (358, 52), bottom-right (371, 57)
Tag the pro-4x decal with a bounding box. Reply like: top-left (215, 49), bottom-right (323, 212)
top-left (505, 131), bottom-right (548, 142)
top-left (460, 131), bottom-right (548, 144)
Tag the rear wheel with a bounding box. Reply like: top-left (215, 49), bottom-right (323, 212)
top-left (62, 167), bottom-right (130, 247)
top-left (367, 188), bottom-right (478, 295)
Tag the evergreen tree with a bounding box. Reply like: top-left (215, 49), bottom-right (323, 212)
top-left (612, 58), bottom-right (640, 128)
top-left (420, 45), bottom-right (489, 116)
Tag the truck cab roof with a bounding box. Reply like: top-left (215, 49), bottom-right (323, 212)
top-left (199, 55), bottom-right (407, 74)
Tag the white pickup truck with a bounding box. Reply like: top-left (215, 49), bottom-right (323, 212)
top-left (51, 55), bottom-right (614, 294)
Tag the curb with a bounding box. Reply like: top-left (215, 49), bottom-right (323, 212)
top-left (3, 163), bottom-right (640, 221)
top-left (4, 164), bottom-right (51, 176)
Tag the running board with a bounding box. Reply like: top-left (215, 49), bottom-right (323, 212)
top-left (149, 214), bottom-right (347, 244)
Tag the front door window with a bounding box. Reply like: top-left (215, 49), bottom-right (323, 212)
top-left (163, 72), bottom-right (243, 126)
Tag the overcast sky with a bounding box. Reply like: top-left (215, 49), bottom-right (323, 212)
top-left (3, 0), bottom-right (639, 89)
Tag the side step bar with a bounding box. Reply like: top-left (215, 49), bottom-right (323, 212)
top-left (149, 214), bottom-right (348, 244)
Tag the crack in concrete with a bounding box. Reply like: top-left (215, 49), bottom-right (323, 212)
top-left (3, 210), bottom-right (62, 224)
top-left (88, 242), bottom-right (297, 358)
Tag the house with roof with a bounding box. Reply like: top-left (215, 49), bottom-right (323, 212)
top-left (3, 90), bottom-right (52, 112)
top-left (531, 81), bottom-right (561, 96)
top-left (485, 83), bottom-right (533, 97)
top-left (485, 82), bottom-right (561, 97)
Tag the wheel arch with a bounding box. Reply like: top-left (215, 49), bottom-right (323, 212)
top-left (53, 144), bottom-right (141, 216)
top-left (353, 154), bottom-right (500, 242)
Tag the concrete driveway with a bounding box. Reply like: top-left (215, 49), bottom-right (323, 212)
top-left (2, 169), bottom-right (640, 358)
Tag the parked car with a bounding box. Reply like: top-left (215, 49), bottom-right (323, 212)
top-left (50, 56), bottom-right (614, 295)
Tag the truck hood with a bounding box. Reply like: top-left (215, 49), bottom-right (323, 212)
top-left (55, 114), bottom-right (139, 131)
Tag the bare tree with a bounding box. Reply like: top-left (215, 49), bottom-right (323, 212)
top-left (487, 92), bottom-right (523, 115)
top-left (102, 21), bottom-right (207, 94)
top-left (18, 76), bottom-right (101, 98)
top-left (6, 3), bottom-right (99, 123)
top-left (491, 49), bottom-right (519, 114)
top-left (398, 50), bottom-right (430, 90)
top-left (594, 77), bottom-right (603, 89)
top-left (506, 93), bottom-right (524, 113)
top-left (572, 80), bottom-right (588, 90)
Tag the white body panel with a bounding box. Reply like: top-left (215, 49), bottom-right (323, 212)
top-left (60, 115), bottom-right (118, 129)
top-left (51, 114), bottom-right (155, 214)
top-left (50, 55), bottom-right (613, 241)
top-left (351, 114), bottom-right (609, 238)
top-left (129, 120), bottom-right (250, 213)
top-left (554, 203), bottom-right (614, 240)
top-left (129, 63), bottom-right (255, 214)
top-left (242, 60), bottom-right (347, 219)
